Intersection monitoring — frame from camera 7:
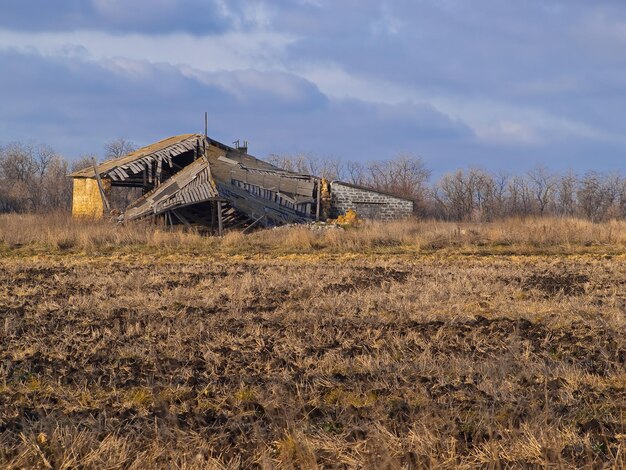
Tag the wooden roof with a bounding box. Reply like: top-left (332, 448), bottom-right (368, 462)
top-left (70, 134), bottom-right (201, 178)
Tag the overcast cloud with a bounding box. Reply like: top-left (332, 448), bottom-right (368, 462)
top-left (1, 0), bottom-right (625, 173)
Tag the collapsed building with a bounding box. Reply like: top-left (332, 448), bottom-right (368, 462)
top-left (70, 134), bottom-right (413, 232)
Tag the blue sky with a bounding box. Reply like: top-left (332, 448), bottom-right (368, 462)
top-left (1, 0), bottom-right (625, 174)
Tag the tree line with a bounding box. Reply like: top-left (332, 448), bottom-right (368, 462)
top-left (269, 153), bottom-right (626, 222)
top-left (1, 140), bottom-right (625, 222)
top-left (0, 139), bottom-right (136, 213)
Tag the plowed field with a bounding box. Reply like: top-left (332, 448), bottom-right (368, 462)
top-left (1, 252), bottom-right (625, 468)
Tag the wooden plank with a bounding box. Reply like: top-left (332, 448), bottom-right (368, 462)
top-left (128, 162), bottom-right (142, 174)
top-left (190, 187), bottom-right (201, 203)
top-left (92, 158), bottom-right (111, 211)
top-left (217, 156), bottom-right (240, 166)
top-left (156, 158), bottom-right (162, 185)
top-left (242, 214), bottom-right (266, 233)
top-left (217, 201), bottom-right (223, 236)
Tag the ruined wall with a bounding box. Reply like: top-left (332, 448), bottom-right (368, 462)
top-left (330, 181), bottom-right (414, 221)
top-left (72, 178), bottom-right (110, 218)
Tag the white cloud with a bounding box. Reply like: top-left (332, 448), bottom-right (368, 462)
top-left (474, 120), bottom-right (542, 145)
top-left (0, 28), bottom-right (296, 71)
top-left (179, 66), bottom-right (321, 104)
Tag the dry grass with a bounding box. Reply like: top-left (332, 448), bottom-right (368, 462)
top-left (0, 212), bottom-right (210, 252)
top-left (1, 213), bottom-right (626, 256)
top-left (0, 213), bottom-right (625, 468)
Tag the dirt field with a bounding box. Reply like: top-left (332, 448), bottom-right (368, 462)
top-left (0, 218), bottom-right (625, 468)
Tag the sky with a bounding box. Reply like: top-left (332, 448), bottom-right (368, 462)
top-left (1, 0), bottom-right (625, 175)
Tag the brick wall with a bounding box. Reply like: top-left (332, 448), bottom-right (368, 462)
top-left (329, 182), bottom-right (414, 221)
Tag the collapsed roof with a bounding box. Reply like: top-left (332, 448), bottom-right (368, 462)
top-left (71, 134), bottom-right (322, 230)
top-left (71, 134), bottom-right (415, 232)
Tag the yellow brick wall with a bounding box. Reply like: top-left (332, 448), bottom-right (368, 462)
top-left (72, 178), bottom-right (110, 218)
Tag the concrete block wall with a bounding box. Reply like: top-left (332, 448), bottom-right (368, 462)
top-left (329, 182), bottom-right (414, 221)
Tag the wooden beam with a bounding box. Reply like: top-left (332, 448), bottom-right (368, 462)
top-left (217, 201), bottom-right (224, 236)
top-left (242, 214), bottom-right (266, 234)
top-left (315, 179), bottom-right (321, 222)
top-left (92, 158), bottom-right (111, 212)
top-left (211, 201), bottom-right (217, 231)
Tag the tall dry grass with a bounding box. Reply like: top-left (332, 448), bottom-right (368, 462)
top-left (0, 213), bottom-right (212, 252)
top-left (1, 212), bottom-right (625, 254)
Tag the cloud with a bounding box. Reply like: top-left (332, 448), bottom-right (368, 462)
top-left (474, 121), bottom-right (542, 146)
top-left (0, 28), bottom-right (296, 71)
top-left (1, 1), bottom-right (626, 174)
top-left (180, 68), bottom-right (327, 110)
top-left (0, 0), bottom-right (232, 35)
top-left (0, 50), bottom-right (471, 167)
top-left (245, 97), bottom-right (472, 154)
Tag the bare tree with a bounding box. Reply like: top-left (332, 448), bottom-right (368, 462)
top-left (507, 175), bottom-right (532, 217)
top-left (368, 154), bottom-right (431, 205)
top-left (555, 170), bottom-right (577, 217)
top-left (472, 169), bottom-right (505, 221)
top-left (434, 169), bottom-right (503, 221)
top-left (266, 153), bottom-right (343, 181)
top-left (489, 171), bottom-right (510, 219)
top-left (345, 161), bottom-right (366, 185)
top-left (0, 142), bottom-right (37, 183)
top-left (527, 166), bottom-right (557, 216)
top-left (617, 177), bottom-right (626, 219)
top-left (576, 171), bottom-right (623, 222)
top-left (42, 156), bottom-right (72, 211)
top-left (577, 172), bottom-right (602, 221)
top-left (0, 142), bottom-right (71, 212)
top-left (104, 138), bottom-right (137, 160)
top-left (266, 154), bottom-right (311, 174)
top-left (71, 155), bottom-right (97, 173)
top-left (604, 173), bottom-right (624, 219)
top-left (317, 157), bottom-right (344, 181)
top-left (435, 170), bottom-right (474, 221)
